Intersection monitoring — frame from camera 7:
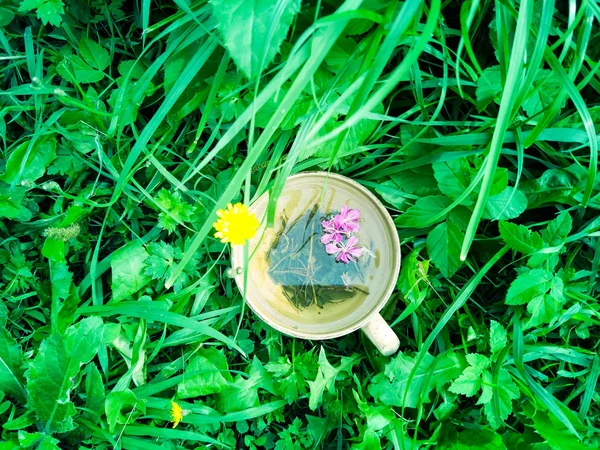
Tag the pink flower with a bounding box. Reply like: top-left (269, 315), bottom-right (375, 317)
top-left (325, 236), bottom-right (363, 264)
top-left (321, 219), bottom-right (345, 244)
top-left (336, 205), bottom-right (360, 233)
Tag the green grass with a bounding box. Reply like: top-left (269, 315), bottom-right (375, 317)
top-left (1, 0), bottom-right (600, 449)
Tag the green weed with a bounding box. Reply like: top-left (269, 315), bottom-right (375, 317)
top-left (1, 0), bottom-right (599, 449)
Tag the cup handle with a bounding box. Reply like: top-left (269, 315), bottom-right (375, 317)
top-left (361, 313), bottom-right (400, 356)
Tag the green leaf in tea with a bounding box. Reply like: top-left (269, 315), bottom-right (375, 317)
top-left (268, 205), bottom-right (369, 309)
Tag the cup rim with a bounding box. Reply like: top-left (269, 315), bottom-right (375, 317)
top-left (231, 171), bottom-right (401, 340)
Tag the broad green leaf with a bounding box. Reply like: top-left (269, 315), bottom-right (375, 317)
top-left (56, 55), bottom-right (104, 83)
top-left (525, 294), bottom-right (560, 329)
top-left (433, 158), bottom-right (473, 204)
top-left (351, 429), bottom-right (381, 450)
top-left (18, 431), bottom-right (43, 447)
top-left (84, 364), bottom-right (105, 424)
top-left (0, 329), bottom-right (26, 403)
top-left (369, 352), bottom-right (462, 408)
top-left (505, 269), bottom-right (553, 305)
top-left (522, 70), bottom-right (565, 118)
top-left (482, 187), bottom-right (528, 220)
top-left (396, 195), bottom-right (452, 228)
top-left (542, 211), bottom-right (572, 246)
top-left (383, 166), bottom-right (439, 197)
top-left (42, 238), bottom-right (65, 263)
top-left (79, 38), bottom-right (110, 71)
top-left (476, 65), bottom-right (502, 110)
top-left (426, 211), bottom-right (465, 278)
top-left (37, 436), bottom-right (61, 450)
top-left (0, 185), bottom-right (31, 221)
top-left (499, 221), bottom-right (543, 255)
top-left (483, 368), bottom-right (519, 429)
top-left (398, 249), bottom-right (430, 304)
top-left (210, 0), bottom-right (301, 79)
top-left (353, 391), bottom-right (394, 432)
top-left (27, 317), bottom-right (103, 433)
top-left (489, 321), bottom-right (507, 355)
top-left (522, 403), bottom-right (596, 450)
top-left (105, 389), bottom-right (146, 433)
top-left (0, 138), bottom-right (57, 185)
top-left (217, 358), bottom-right (276, 413)
top-left (177, 348), bottom-right (232, 398)
top-left (111, 242), bottom-right (151, 302)
top-left (0, 7), bottom-right (15, 27)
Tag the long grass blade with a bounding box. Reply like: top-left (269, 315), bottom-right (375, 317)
top-left (460, 0), bottom-right (533, 261)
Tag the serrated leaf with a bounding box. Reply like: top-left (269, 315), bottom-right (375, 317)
top-left (218, 357), bottom-right (275, 413)
top-left (177, 348), bottom-right (232, 398)
top-left (542, 211), bottom-right (572, 246)
top-left (426, 211), bottom-right (465, 278)
top-left (466, 354), bottom-right (490, 371)
top-left (19, 0), bottom-right (64, 26)
top-left (211, 0), bottom-right (301, 79)
top-left (369, 352), bottom-right (462, 408)
top-left (27, 317), bottom-right (103, 433)
top-left (79, 38), bottom-right (110, 71)
top-left (483, 187), bottom-right (528, 220)
top-left (56, 55), bottom-right (104, 84)
top-left (385, 166), bottom-right (439, 197)
top-left (476, 66), bottom-right (502, 111)
top-left (396, 196), bottom-right (452, 228)
top-left (111, 242), bottom-right (151, 302)
top-left (489, 321), bottom-right (507, 355)
top-left (448, 367), bottom-right (482, 397)
top-left (484, 368), bottom-right (519, 429)
top-left (308, 347), bottom-right (342, 411)
top-left (155, 189), bottom-right (196, 233)
top-left (478, 371), bottom-right (494, 405)
top-left (433, 158), bottom-right (473, 204)
top-left (505, 269), bottom-right (553, 305)
top-left (499, 221), bottom-right (543, 255)
top-left (525, 294), bottom-right (560, 328)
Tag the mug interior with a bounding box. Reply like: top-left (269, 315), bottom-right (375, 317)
top-left (231, 173), bottom-right (400, 340)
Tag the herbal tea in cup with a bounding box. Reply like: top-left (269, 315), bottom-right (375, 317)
top-left (231, 172), bottom-right (401, 356)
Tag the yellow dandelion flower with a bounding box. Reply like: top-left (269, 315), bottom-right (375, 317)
top-left (170, 401), bottom-right (183, 428)
top-left (213, 202), bottom-right (260, 246)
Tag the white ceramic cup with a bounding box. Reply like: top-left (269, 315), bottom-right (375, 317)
top-left (231, 172), bottom-right (401, 356)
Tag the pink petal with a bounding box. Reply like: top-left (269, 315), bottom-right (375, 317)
top-left (321, 233), bottom-right (334, 244)
top-left (346, 236), bottom-right (360, 247)
top-left (333, 215), bottom-right (345, 230)
top-left (337, 252), bottom-right (350, 264)
top-left (326, 243), bottom-right (340, 255)
top-left (322, 219), bottom-right (335, 231)
top-left (345, 222), bottom-right (360, 233)
top-left (346, 209), bottom-right (360, 222)
top-left (348, 246), bottom-right (363, 258)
